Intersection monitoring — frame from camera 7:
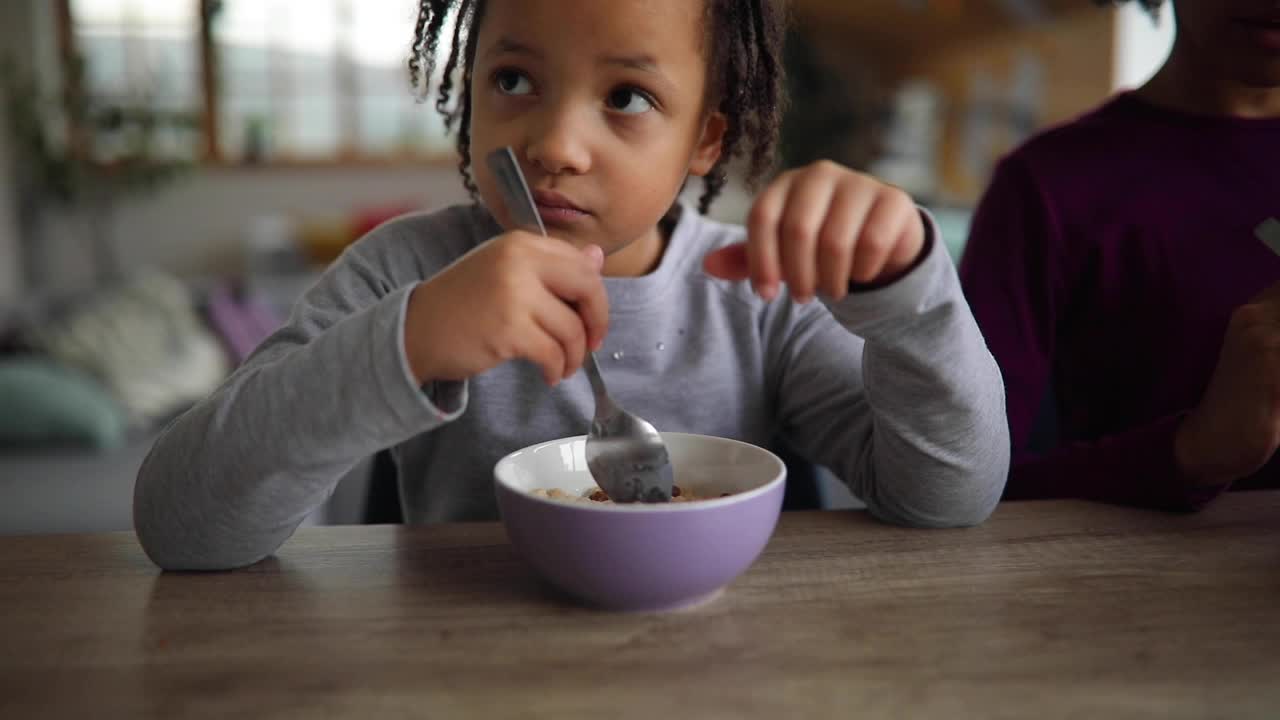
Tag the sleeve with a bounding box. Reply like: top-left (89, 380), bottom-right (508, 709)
top-left (769, 213), bottom-right (1010, 528)
top-left (133, 227), bottom-right (470, 571)
top-left (959, 155), bottom-right (1221, 511)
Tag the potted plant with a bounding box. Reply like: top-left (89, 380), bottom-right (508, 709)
top-left (1, 51), bottom-right (198, 291)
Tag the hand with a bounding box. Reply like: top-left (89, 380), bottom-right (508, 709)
top-left (702, 160), bottom-right (926, 302)
top-left (1176, 280), bottom-right (1280, 484)
top-left (404, 231), bottom-right (609, 386)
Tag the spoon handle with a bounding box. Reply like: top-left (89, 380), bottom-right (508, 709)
top-left (582, 351), bottom-right (611, 406)
top-left (486, 147), bottom-right (547, 236)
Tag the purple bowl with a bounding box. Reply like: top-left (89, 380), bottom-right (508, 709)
top-left (494, 432), bottom-right (786, 612)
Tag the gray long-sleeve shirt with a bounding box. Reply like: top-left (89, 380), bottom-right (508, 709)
top-left (134, 203), bottom-right (1009, 570)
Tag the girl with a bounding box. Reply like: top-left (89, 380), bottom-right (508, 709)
top-left (135, 0), bottom-right (1009, 570)
top-left (960, 0), bottom-right (1280, 511)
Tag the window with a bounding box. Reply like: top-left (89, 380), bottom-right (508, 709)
top-left (67, 0), bottom-right (204, 162)
top-left (66, 0), bottom-right (453, 165)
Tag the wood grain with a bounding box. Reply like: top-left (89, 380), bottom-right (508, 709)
top-left (2, 494), bottom-right (1278, 719)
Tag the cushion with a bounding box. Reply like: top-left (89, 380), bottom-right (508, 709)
top-left (22, 272), bottom-right (229, 425)
top-left (0, 358), bottom-right (128, 450)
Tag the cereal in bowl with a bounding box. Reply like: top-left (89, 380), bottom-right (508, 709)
top-left (530, 485), bottom-right (731, 504)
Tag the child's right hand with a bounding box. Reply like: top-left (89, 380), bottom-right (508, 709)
top-left (403, 231), bottom-right (609, 387)
top-left (1176, 279), bottom-right (1280, 484)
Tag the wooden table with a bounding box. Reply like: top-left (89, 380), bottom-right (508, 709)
top-left (2, 493), bottom-right (1277, 719)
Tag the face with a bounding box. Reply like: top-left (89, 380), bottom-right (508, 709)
top-left (1172, 0), bottom-right (1280, 87)
top-left (468, 0), bottom-right (726, 254)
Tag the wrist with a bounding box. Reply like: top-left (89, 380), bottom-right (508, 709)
top-left (403, 282), bottom-right (439, 386)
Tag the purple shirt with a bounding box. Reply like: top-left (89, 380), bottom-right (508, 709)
top-left (960, 92), bottom-right (1280, 510)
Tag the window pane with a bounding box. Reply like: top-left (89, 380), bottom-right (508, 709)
top-left (213, 0), bottom-right (452, 162)
top-left (351, 1), bottom-right (455, 156)
top-left (72, 0), bottom-right (456, 164)
top-left (73, 0), bottom-right (194, 29)
top-left (214, 1), bottom-right (335, 160)
top-left (69, 0), bottom-right (203, 162)
top-left (349, 2), bottom-right (418, 68)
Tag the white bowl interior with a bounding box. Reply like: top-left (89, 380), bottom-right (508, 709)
top-left (496, 432), bottom-right (784, 502)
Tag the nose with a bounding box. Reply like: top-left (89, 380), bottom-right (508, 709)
top-left (526, 105), bottom-right (592, 177)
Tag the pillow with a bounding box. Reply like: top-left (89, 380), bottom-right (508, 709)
top-left (0, 358), bottom-right (128, 450)
top-left (22, 272), bottom-right (229, 425)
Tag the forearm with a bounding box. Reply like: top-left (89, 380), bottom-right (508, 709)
top-left (828, 229), bottom-right (1010, 527)
top-left (134, 288), bottom-right (464, 570)
top-left (1006, 413), bottom-right (1230, 512)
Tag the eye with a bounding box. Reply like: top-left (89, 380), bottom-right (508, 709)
top-left (494, 69), bottom-right (533, 96)
top-left (605, 87), bottom-right (655, 114)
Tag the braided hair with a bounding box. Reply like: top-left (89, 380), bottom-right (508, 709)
top-left (408, 0), bottom-right (789, 214)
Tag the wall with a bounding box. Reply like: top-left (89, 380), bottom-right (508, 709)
top-left (798, 3), bottom-right (1120, 206)
top-left (38, 164), bottom-right (471, 288)
top-left (33, 162), bottom-right (753, 289)
top-left (0, 0), bottom-right (47, 305)
top-left (894, 8), bottom-right (1117, 204)
top-left (0, 83), bottom-right (20, 304)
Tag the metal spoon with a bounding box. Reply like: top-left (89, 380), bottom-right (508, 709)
top-left (486, 147), bottom-right (674, 503)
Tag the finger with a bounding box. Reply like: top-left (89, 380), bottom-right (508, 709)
top-left (581, 243), bottom-right (605, 272)
top-left (518, 321), bottom-right (569, 386)
top-left (516, 230), bottom-right (593, 261)
top-left (576, 244), bottom-right (608, 350)
top-left (534, 294), bottom-right (588, 380)
top-left (850, 189), bottom-right (917, 284)
top-left (1231, 300), bottom-right (1280, 332)
top-left (816, 179), bottom-right (875, 300)
top-left (778, 166), bottom-right (838, 302)
top-left (746, 171), bottom-right (795, 300)
top-left (885, 203), bottom-right (926, 275)
top-left (540, 257), bottom-right (610, 352)
top-left (702, 244), bottom-right (751, 281)
top-left (1253, 279), bottom-right (1280, 306)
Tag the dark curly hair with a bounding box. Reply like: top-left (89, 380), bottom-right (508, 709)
top-left (1092, 0), bottom-right (1166, 19)
top-left (408, 0), bottom-right (789, 215)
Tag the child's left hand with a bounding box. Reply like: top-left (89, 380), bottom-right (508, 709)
top-left (703, 160), bottom-right (925, 302)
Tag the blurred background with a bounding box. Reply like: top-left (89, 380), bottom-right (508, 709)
top-left (0, 0), bottom-right (1172, 534)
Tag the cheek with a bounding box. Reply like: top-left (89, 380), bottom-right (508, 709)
top-left (467, 99), bottom-right (496, 148)
top-left (469, 162), bottom-right (511, 228)
top-left (466, 110), bottom-right (510, 195)
top-left (600, 124), bottom-right (706, 215)
top-left (612, 119), bottom-right (703, 177)
top-left (467, 98), bottom-right (534, 171)
top-left (602, 164), bottom-right (684, 230)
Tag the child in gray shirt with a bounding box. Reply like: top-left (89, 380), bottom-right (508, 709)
top-left (134, 0), bottom-right (1010, 570)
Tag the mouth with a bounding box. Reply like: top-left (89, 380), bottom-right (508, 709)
top-left (531, 189), bottom-right (592, 227)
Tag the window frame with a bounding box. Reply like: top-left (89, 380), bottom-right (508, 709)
top-left (55, 0), bottom-right (456, 168)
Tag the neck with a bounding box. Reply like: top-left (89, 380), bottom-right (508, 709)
top-left (602, 222), bottom-right (668, 277)
top-left (1138, 38), bottom-right (1280, 118)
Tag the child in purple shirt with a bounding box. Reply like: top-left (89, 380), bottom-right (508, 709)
top-left (960, 0), bottom-right (1280, 511)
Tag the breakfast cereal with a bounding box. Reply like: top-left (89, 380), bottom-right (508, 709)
top-left (530, 485), bottom-right (731, 504)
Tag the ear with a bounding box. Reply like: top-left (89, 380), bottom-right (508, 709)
top-left (688, 111), bottom-right (727, 177)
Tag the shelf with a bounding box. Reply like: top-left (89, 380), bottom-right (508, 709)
top-left (792, 0), bottom-right (1107, 63)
